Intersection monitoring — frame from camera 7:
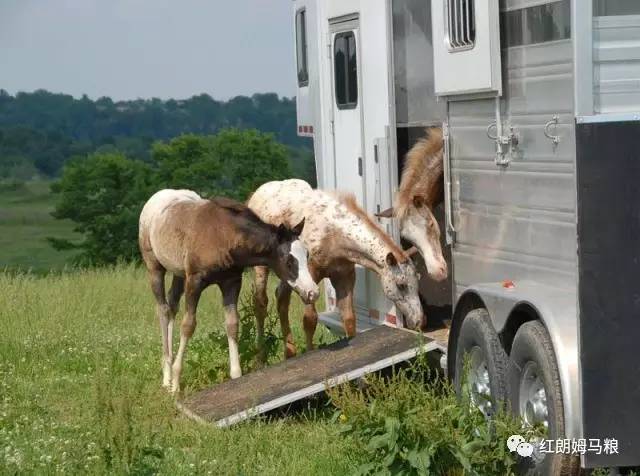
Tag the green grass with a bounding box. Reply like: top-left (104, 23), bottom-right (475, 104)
top-left (0, 265), bottom-right (360, 475)
top-left (0, 266), bottom-right (542, 475)
top-left (0, 180), bottom-right (79, 273)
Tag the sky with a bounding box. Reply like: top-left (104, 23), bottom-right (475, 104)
top-left (0, 0), bottom-right (296, 101)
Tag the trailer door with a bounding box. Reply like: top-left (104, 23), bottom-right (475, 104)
top-left (329, 17), bottom-right (364, 205)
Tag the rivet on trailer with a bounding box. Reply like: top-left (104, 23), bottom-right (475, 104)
top-left (292, 0), bottom-right (640, 473)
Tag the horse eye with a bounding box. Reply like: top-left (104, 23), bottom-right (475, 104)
top-left (287, 255), bottom-right (297, 270)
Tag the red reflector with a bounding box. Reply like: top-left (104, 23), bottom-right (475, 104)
top-left (298, 126), bottom-right (303, 133)
top-left (303, 125), bottom-right (308, 133)
top-left (385, 314), bottom-right (397, 325)
top-left (503, 280), bottom-right (515, 289)
top-left (309, 125), bottom-right (314, 133)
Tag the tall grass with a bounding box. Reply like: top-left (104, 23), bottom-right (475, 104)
top-left (1, 266), bottom-right (543, 475)
top-left (329, 355), bottom-right (538, 476)
top-left (0, 265), bottom-right (356, 475)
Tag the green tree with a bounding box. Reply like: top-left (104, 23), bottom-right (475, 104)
top-left (50, 129), bottom-right (293, 265)
top-left (50, 153), bottom-right (155, 265)
top-left (152, 129), bottom-right (291, 201)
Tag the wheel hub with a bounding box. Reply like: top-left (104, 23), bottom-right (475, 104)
top-left (519, 361), bottom-right (549, 429)
top-left (468, 346), bottom-right (493, 416)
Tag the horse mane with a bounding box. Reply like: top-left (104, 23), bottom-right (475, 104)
top-left (207, 197), bottom-right (278, 253)
top-left (210, 196), bottom-right (271, 224)
top-left (334, 192), bottom-right (408, 263)
top-left (395, 127), bottom-right (444, 220)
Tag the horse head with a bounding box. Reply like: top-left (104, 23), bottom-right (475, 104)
top-left (273, 218), bottom-right (319, 304)
top-left (378, 194), bottom-right (448, 282)
top-left (379, 251), bottom-right (424, 330)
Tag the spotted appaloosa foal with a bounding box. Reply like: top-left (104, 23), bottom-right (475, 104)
top-left (377, 127), bottom-right (448, 281)
top-left (248, 179), bottom-right (424, 360)
top-left (139, 189), bottom-right (318, 392)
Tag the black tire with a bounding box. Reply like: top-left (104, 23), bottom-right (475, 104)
top-left (454, 308), bottom-right (509, 417)
top-left (508, 321), bottom-right (580, 476)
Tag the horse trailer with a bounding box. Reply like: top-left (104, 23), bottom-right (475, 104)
top-left (293, 0), bottom-right (640, 472)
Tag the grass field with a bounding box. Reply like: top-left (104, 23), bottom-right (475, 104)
top-left (0, 265), bottom-right (365, 475)
top-left (0, 180), bottom-right (79, 273)
top-left (0, 265), bottom-right (544, 476)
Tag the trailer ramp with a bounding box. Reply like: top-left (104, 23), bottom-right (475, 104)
top-left (179, 325), bottom-right (441, 427)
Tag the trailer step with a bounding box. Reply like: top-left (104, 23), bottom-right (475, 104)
top-left (178, 325), bottom-right (440, 427)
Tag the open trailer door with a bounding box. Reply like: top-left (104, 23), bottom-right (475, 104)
top-left (319, 1), bottom-right (401, 331)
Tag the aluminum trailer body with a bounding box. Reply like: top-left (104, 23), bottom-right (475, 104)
top-left (293, 0), bottom-right (640, 470)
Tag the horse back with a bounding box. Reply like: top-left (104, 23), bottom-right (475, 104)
top-left (141, 189), bottom-right (272, 275)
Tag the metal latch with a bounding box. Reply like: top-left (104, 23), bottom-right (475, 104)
top-left (487, 122), bottom-right (519, 166)
top-left (544, 114), bottom-right (561, 148)
top-left (358, 157), bottom-right (363, 176)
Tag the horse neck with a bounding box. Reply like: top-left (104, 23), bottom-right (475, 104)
top-left (416, 151), bottom-right (444, 207)
top-left (330, 213), bottom-right (397, 274)
top-left (398, 147), bottom-right (444, 215)
top-left (233, 224), bottom-right (279, 268)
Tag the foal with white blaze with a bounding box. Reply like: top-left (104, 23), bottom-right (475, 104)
top-left (139, 189), bottom-right (318, 392)
top-left (248, 179), bottom-right (424, 359)
top-left (377, 127), bottom-right (448, 282)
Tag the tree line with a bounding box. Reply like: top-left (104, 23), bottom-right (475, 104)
top-left (0, 89), bottom-right (313, 180)
top-left (0, 89), bottom-right (316, 266)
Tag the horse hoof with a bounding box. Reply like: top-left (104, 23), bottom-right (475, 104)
top-left (285, 343), bottom-right (297, 359)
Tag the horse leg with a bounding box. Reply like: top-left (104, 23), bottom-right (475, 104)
top-left (303, 302), bottom-right (319, 351)
top-left (331, 265), bottom-right (357, 337)
top-left (275, 281), bottom-right (296, 359)
top-left (302, 263), bottom-right (322, 351)
top-left (221, 274), bottom-right (243, 379)
top-left (171, 273), bottom-right (204, 394)
top-left (147, 265), bottom-right (174, 388)
top-left (166, 275), bottom-right (184, 368)
top-left (253, 266), bottom-right (269, 365)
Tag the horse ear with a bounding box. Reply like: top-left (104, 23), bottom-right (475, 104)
top-left (292, 218), bottom-right (305, 236)
top-left (385, 252), bottom-right (398, 267)
top-left (412, 195), bottom-right (426, 208)
top-left (276, 223), bottom-right (288, 242)
top-left (375, 207), bottom-right (394, 218)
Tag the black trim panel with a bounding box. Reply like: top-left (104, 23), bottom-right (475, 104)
top-left (577, 121), bottom-right (640, 468)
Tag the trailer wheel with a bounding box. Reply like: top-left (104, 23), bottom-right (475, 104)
top-left (508, 321), bottom-right (579, 475)
top-left (454, 309), bottom-right (508, 417)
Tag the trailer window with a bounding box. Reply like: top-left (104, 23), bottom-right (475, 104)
top-left (446, 0), bottom-right (476, 51)
top-left (334, 32), bottom-right (358, 109)
top-left (296, 9), bottom-right (309, 87)
top-left (501, 0), bottom-right (571, 48)
top-left (594, 0), bottom-right (640, 16)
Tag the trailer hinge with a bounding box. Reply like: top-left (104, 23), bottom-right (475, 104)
top-left (442, 122), bottom-right (456, 246)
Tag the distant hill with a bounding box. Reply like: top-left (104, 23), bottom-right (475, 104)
top-left (0, 89), bottom-right (313, 180)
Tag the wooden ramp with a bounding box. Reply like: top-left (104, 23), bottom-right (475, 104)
top-left (178, 325), bottom-right (441, 427)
